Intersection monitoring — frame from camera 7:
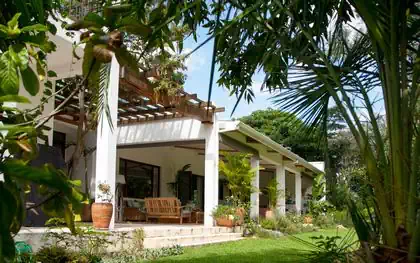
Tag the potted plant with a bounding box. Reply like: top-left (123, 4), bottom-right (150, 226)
top-left (81, 198), bottom-right (94, 222)
top-left (91, 182), bottom-right (113, 229)
top-left (212, 204), bottom-right (245, 227)
top-left (263, 179), bottom-right (282, 219)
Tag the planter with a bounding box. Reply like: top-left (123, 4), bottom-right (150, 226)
top-left (304, 216), bottom-right (313, 224)
top-left (215, 208), bottom-right (246, 227)
top-left (91, 203), bottom-right (113, 229)
top-left (265, 209), bottom-right (275, 219)
top-left (216, 217), bottom-right (236, 227)
top-left (81, 203), bottom-right (92, 222)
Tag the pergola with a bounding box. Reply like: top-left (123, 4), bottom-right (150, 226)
top-left (54, 67), bottom-right (225, 126)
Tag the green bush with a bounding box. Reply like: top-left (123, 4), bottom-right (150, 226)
top-left (211, 205), bottom-right (237, 219)
top-left (313, 214), bottom-right (335, 228)
top-left (260, 219), bottom-right (276, 230)
top-left (332, 210), bottom-right (353, 227)
top-left (284, 224), bottom-right (300, 235)
top-left (276, 216), bottom-right (294, 229)
top-left (35, 246), bottom-right (75, 263)
top-left (102, 245), bottom-right (184, 262)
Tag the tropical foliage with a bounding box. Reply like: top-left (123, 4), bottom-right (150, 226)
top-left (219, 152), bottom-right (257, 203)
top-left (197, 0), bottom-right (419, 261)
top-left (0, 11), bottom-right (84, 262)
top-left (0, 0), bottom-right (209, 261)
top-left (240, 109), bottom-right (323, 161)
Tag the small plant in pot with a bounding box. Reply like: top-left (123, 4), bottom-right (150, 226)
top-left (92, 182), bottom-right (113, 229)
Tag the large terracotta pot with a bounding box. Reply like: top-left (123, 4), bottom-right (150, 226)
top-left (216, 217), bottom-right (235, 227)
top-left (265, 209), bottom-right (274, 219)
top-left (81, 203), bottom-right (92, 222)
top-left (92, 203), bottom-right (113, 229)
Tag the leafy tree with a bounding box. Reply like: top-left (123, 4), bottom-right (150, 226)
top-left (240, 109), bottom-right (323, 161)
top-left (0, 0), bottom-right (208, 261)
top-left (192, 0), bottom-right (419, 260)
top-left (0, 13), bottom-right (84, 262)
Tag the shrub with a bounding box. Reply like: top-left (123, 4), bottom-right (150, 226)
top-left (35, 246), bottom-right (75, 263)
top-left (284, 224), bottom-right (300, 235)
top-left (332, 210), bottom-right (353, 227)
top-left (102, 245), bottom-right (184, 262)
top-left (260, 219), bottom-right (276, 230)
top-left (276, 216), bottom-right (294, 230)
top-left (285, 213), bottom-right (304, 224)
top-left (314, 214), bottom-right (335, 228)
top-left (132, 228), bottom-right (145, 250)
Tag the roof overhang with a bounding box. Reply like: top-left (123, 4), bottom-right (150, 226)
top-left (219, 120), bottom-right (323, 175)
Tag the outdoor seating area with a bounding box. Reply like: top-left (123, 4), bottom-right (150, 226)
top-left (145, 197), bottom-right (192, 224)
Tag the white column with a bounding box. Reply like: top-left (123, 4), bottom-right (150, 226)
top-left (204, 115), bottom-right (219, 226)
top-left (250, 156), bottom-right (260, 219)
top-left (94, 56), bottom-right (120, 230)
top-left (276, 162), bottom-right (286, 216)
top-left (295, 172), bottom-right (302, 215)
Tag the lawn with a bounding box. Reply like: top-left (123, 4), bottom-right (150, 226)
top-left (154, 228), bottom-right (355, 263)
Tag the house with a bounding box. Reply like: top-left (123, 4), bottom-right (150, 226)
top-left (18, 13), bottom-right (322, 231)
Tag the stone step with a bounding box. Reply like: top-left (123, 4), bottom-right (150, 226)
top-left (141, 226), bottom-right (242, 238)
top-left (143, 232), bottom-right (244, 248)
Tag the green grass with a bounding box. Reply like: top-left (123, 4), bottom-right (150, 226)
top-left (154, 228), bottom-right (355, 263)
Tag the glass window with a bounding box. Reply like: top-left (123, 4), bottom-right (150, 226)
top-left (119, 159), bottom-right (160, 199)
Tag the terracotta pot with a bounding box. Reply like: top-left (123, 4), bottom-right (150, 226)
top-left (235, 208), bottom-right (245, 225)
top-left (216, 217), bottom-right (235, 227)
top-left (304, 216), bottom-right (313, 224)
top-left (81, 203), bottom-right (92, 222)
top-left (91, 203), bottom-right (113, 229)
top-left (265, 209), bottom-right (274, 219)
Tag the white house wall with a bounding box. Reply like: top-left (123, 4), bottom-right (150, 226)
top-left (53, 120), bottom-right (97, 198)
top-left (117, 118), bottom-right (209, 145)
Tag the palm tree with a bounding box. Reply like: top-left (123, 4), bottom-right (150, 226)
top-left (198, 0), bottom-right (419, 261)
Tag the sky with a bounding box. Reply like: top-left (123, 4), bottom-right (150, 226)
top-left (181, 27), bottom-right (272, 120)
top-left (180, 24), bottom-right (385, 122)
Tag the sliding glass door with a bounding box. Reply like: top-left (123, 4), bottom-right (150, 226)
top-left (119, 159), bottom-right (160, 199)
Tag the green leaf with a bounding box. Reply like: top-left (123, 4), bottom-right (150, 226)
top-left (21, 24), bottom-right (48, 33)
top-left (0, 183), bottom-right (18, 261)
top-left (83, 13), bottom-right (106, 28)
top-left (47, 70), bottom-right (57, 77)
top-left (20, 67), bottom-right (40, 96)
top-left (120, 17), bottom-right (151, 37)
top-left (0, 95), bottom-right (30, 103)
top-left (0, 52), bottom-right (19, 95)
top-left (10, 44), bottom-right (29, 70)
top-left (7, 13), bottom-right (21, 29)
top-left (114, 48), bottom-right (139, 74)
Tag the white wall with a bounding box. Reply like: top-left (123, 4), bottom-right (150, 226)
top-left (117, 118), bottom-right (209, 145)
top-left (54, 120), bottom-right (97, 198)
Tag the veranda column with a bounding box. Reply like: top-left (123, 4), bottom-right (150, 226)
top-left (94, 56), bottom-right (120, 230)
top-left (250, 156), bottom-right (260, 220)
top-left (295, 172), bottom-right (302, 215)
top-left (204, 115), bottom-right (219, 227)
top-left (276, 162), bottom-right (286, 216)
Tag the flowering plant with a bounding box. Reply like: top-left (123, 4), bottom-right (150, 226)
top-left (96, 182), bottom-right (113, 203)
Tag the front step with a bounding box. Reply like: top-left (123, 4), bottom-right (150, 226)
top-left (140, 226), bottom-right (242, 238)
top-left (144, 232), bottom-right (244, 248)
